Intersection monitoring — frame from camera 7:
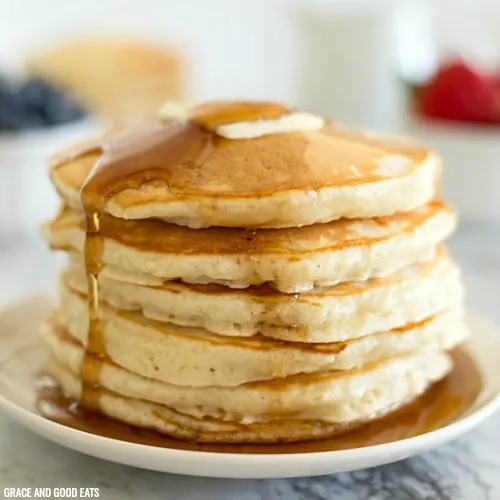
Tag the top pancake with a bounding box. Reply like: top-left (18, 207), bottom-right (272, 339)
top-left (49, 114), bottom-right (440, 228)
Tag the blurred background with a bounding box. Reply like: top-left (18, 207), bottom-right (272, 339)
top-left (0, 0), bottom-right (499, 312)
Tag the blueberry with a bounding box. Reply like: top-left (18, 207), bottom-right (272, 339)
top-left (0, 76), bottom-right (86, 131)
top-left (19, 78), bottom-right (86, 125)
top-left (44, 91), bottom-right (86, 125)
top-left (0, 86), bottom-right (33, 130)
top-left (18, 78), bottom-right (58, 109)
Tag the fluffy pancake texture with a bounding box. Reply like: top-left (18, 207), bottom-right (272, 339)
top-left (39, 100), bottom-right (467, 443)
top-left (49, 122), bottom-right (440, 229)
top-left (47, 350), bottom-right (452, 442)
top-left (43, 200), bottom-right (456, 293)
top-left (50, 283), bottom-right (467, 387)
top-left (62, 248), bottom-right (463, 341)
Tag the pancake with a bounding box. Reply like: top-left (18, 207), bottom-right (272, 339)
top-left (48, 115), bottom-right (440, 229)
top-left (43, 201), bottom-right (456, 293)
top-left (38, 98), bottom-right (467, 444)
top-left (52, 283), bottom-right (467, 387)
top-left (63, 248), bottom-right (463, 342)
top-left (26, 38), bottom-right (182, 119)
top-left (46, 350), bottom-right (452, 442)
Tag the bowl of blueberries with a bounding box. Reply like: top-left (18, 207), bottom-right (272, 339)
top-left (0, 76), bottom-right (88, 132)
top-left (0, 75), bottom-right (101, 237)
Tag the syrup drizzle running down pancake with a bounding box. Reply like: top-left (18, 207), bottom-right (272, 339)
top-left (39, 99), bottom-right (469, 444)
top-left (49, 98), bottom-right (437, 231)
top-left (69, 103), bottom-right (295, 411)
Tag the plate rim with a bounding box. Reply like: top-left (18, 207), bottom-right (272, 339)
top-left (1, 379), bottom-right (500, 461)
top-left (0, 293), bottom-right (500, 477)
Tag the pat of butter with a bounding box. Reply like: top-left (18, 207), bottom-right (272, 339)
top-left (216, 112), bottom-right (324, 139)
top-left (158, 101), bottom-right (325, 139)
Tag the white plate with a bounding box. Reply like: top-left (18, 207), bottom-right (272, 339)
top-left (0, 294), bottom-right (499, 479)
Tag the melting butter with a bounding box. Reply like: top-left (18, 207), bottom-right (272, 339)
top-left (158, 100), bottom-right (325, 139)
top-left (216, 112), bottom-right (324, 139)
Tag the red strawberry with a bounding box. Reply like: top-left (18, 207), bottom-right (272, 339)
top-left (419, 60), bottom-right (499, 123)
top-left (487, 73), bottom-right (500, 121)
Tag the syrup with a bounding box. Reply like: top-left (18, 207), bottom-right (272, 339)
top-left (51, 103), bottom-right (297, 412)
top-left (37, 349), bottom-right (480, 454)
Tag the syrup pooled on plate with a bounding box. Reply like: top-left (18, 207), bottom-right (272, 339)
top-left (49, 102), bottom-right (299, 413)
top-left (37, 349), bottom-right (481, 454)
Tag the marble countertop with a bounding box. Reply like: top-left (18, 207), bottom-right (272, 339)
top-left (0, 224), bottom-right (499, 500)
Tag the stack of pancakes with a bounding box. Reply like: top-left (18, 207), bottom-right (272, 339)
top-left (41, 101), bottom-right (467, 443)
